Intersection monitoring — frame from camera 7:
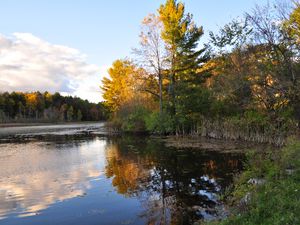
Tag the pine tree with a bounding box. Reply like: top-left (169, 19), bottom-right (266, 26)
top-left (158, 0), bottom-right (209, 118)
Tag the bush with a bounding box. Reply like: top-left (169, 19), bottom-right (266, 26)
top-left (120, 105), bottom-right (150, 132)
top-left (145, 111), bottom-right (175, 134)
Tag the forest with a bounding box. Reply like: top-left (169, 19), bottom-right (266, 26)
top-left (0, 91), bottom-right (107, 122)
top-left (102, 0), bottom-right (300, 146)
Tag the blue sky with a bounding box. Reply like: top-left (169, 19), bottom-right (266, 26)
top-left (0, 0), bottom-right (270, 102)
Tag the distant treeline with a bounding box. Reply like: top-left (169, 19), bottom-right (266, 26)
top-left (0, 92), bottom-right (108, 123)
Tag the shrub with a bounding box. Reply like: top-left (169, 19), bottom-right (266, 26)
top-left (120, 106), bottom-right (150, 132)
top-left (145, 111), bottom-right (175, 134)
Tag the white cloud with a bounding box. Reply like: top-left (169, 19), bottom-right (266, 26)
top-left (72, 65), bottom-right (109, 103)
top-left (0, 33), bottom-right (107, 102)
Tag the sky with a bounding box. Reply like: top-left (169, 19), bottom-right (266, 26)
top-left (0, 0), bottom-right (271, 103)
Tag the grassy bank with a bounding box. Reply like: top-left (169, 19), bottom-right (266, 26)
top-left (206, 139), bottom-right (300, 225)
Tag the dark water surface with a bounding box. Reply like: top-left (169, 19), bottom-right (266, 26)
top-left (0, 123), bottom-right (244, 225)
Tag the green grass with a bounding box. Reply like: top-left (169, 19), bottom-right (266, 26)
top-left (207, 139), bottom-right (300, 225)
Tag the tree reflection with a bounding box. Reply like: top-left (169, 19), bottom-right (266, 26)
top-left (104, 136), bottom-right (244, 225)
top-left (105, 144), bottom-right (150, 195)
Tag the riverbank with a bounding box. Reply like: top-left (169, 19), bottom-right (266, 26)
top-left (204, 139), bottom-right (300, 225)
top-left (106, 113), bottom-right (297, 147)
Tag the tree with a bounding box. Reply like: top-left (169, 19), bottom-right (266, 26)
top-left (245, 2), bottom-right (300, 118)
top-left (67, 106), bottom-right (74, 121)
top-left (284, 2), bottom-right (300, 122)
top-left (158, 0), bottom-right (209, 119)
top-left (101, 59), bottom-right (154, 113)
top-left (60, 103), bottom-right (68, 121)
top-left (77, 109), bottom-right (83, 121)
top-left (286, 2), bottom-right (300, 45)
top-left (25, 93), bottom-right (38, 118)
top-left (44, 91), bottom-right (53, 108)
top-left (134, 14), bottom-right (167, 115)
top-left (102, 60), bottom-right (136, 112)
top-left (209, 1), bottom-right (300, 118)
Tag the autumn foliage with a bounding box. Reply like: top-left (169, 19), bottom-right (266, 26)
top-left (101, 0), bottom-right (300, 144)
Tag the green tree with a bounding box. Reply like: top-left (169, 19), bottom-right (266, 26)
top-left (158, 0), bottom-right (209, 126)
top-left (59, 103), bottom-right (68, 121)
top-left (67, 106), bottom-right (74, 121)
top-left (77, 109), bottom-right (83, 121)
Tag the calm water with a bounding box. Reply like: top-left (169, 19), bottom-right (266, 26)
top-left (0, 123), bottom-right (244, 225)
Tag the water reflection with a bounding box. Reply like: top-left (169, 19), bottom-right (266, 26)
top-left (0, 138), bottom-right (106, 220)
top-left (104, 137), bottom-right (244, 224)
top-left (0, 129), bottom-right (244, 225)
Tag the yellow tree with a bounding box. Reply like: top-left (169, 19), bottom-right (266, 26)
top-left (102, 60), bottom-right (135, 112)
top-left (287, 3), bottom-right (300, 45)
top-left (101, 59), bottom-right (155, 113)
top-left (25, 93), bottom-right (38, 118)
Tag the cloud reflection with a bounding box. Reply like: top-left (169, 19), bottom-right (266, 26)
top-left (0, 139), bottom-right (106, 219)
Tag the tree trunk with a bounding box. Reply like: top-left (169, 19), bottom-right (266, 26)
top-left (168, 73), bottom-right (176, 116)
top-left (158, 71), bottom-right (163, 115)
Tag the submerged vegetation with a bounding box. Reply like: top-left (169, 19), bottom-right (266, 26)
top-left (0, 91), bottom-right (108, 123)
top-left (101, 0), bottom-right (300, 146)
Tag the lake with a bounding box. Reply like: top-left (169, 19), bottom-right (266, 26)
top-left (0, 122), bottom-right (244, 225)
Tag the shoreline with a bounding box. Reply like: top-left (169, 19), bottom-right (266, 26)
top-left (0, 121), bottom-right (105, 128)
top-left (163, 136), bottom-right (263, 152)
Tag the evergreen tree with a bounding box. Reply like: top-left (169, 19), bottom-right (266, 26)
top-left (158, 0), bottom-right (209, 121)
